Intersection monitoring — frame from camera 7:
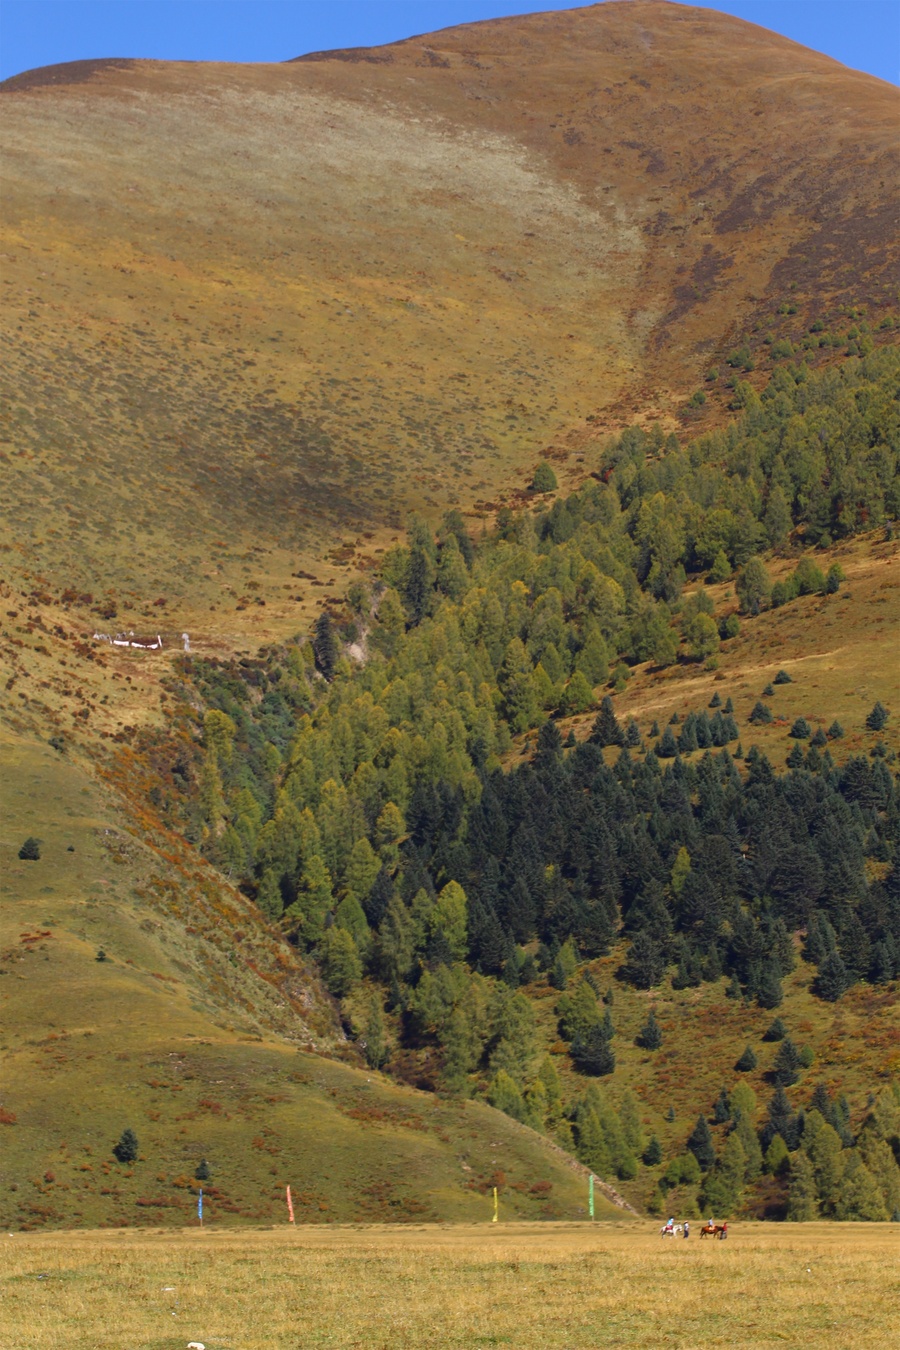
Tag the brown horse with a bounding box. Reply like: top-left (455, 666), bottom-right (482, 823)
top-left (699, 1222), bottom-right (728, 1239)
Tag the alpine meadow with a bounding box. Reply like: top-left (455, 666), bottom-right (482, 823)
top-left (1, 2), bottom-right (899, 1346)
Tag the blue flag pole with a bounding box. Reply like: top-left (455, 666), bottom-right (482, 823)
top-left (198, 1187), bottom-right (203, 1227)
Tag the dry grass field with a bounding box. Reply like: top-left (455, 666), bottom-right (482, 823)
top-left (2, 1221), bottom-right (898, 1349)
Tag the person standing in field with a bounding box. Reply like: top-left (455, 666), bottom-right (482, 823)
top-left (683, 1220), bottom-right (689, 1239)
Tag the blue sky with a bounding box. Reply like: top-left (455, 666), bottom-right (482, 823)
top-left (1, 1), bottom-right (897, 85)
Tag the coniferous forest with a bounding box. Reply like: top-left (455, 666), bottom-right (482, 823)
top-left (148, 344), bottom-right (900, 1220)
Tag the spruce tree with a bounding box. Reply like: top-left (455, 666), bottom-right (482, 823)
top-left (657, 725), bottom-right (678, 758)
top-left (622, 931), bottom-right (666, 989)
top-left (756, 961), bottom-right (783, 1009)
top-left (18, 836), bottom-right (41, 861)
top-left (314, 610), bottom-right (339, 680)
top-left (763, 1017), bottom-right (787, 1042)
top-left (113, 1128), bottom-right (139, 1163)
top-left (636, 1010), bottom-right (662, 1050)
top-left (865, 701), bottom-right (889, 732)
top-left (589, 695), bottom-right (625, 748)
top-left (686, 1114), bottom-right (716, 1171)
top-left (571, 1022), bottom-right (615, 1076)
top-left (194, 1159), bottom-right (211, 1182)
top-left (643, 1135), bottom-right (662, 1166)
top-left (712, 1088), bottom-right (732, 1124)
top-left (815, 949), bottom-right (850, 1002)
top-left (772, 1037), bottom-right (802, 1087)
top-left (735, 1045), bottom-right (757, 1072)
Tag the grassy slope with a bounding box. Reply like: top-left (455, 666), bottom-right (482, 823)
top-left (1, 3), bottom-right (898, 1229)
top-left (1, 2), bottom-right (897, 630)
top-left (0, 725), bottom-right (618, 1231)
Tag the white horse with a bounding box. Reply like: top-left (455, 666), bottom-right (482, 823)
top-left (659, 1223), bottom-right (683, 1237)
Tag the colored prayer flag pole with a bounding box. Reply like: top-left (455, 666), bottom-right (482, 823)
top-left (286, 1185), bottom-right (295, 1224)
top-left (198, 1188), bottom-right (203, 1227)
top-left (492, 1186), bottom-right (498, 1223)
top-left (589, 1174), bottom-right (595, 1221)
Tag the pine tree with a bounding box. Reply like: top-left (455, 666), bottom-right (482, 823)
top-left (113, 1128), bottom-right (139, 1163)
top-left (18, 836), bottom-right (41, 861)
top-left (763, 1017), bottom-right (787, 1042)
top-left (686, 1114), bottom-right (716, 1171)
top-left (194, 1159), bottom-right (211, 1182)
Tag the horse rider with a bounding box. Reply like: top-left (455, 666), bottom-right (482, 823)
top-left (665, 1216), bottom-right (675, 1234)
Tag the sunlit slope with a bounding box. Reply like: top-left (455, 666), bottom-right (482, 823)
top-left (0, 724), bottom-right (614, 1230)
top-left (2, 1), bottom-right (897, 620)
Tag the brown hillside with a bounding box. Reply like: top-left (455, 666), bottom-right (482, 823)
top-left (2, 1), bottom-right (897, 627)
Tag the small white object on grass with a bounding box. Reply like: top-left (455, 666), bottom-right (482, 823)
top-left (187, 1342), bottom-right (206, 1349)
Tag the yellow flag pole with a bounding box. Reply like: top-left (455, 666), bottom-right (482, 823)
top-left (492, 1186), bottom-right (498, 1223)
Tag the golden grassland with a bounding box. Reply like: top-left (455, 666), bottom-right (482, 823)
top-left (2, 1221), bottom-right (899, 1349)
top-left (2, 1), bottom-right (898, 622)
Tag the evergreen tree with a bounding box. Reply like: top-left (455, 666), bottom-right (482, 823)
top-left (712, 1088), bottom-right (732, 1124)
top-left (314, 610), bottom-right (339, 680)
top-left (865, 701), bottom-right (889, 732)
top-left (622, 931), bottom-right (666, 989)
top-left (532, 462), bottom-right (558, 493)
top-left (761, 1086), bottom-right (801, 1151)
top-left (756, 961), bottom-right (783, 1009)
top-left (571, 1022), bottom-right (616, 1076)
top-left (194, 1159), bottom-right (211, 1182)
top-left (748, 701), bottom-right (773, 725)
top-left (687, 1114), bottom-right (716, 1171)
top-left (590, 696), bottom-right (625, 748)
top-left (636, 1010), bottom-right (662, 1050)
top-left (657, 725), bottom-right (678, 758)
top-left (772, 1037), bottom-right (802, 1087)
top-left (18, 836), bottom-right (40, 861)
top-left (763, 1017), bottom-right (787, 1042)
top-left (643, 1135), bottom-right (663, 1166)
top-left (113, 1128), bottom-right (139, 1164)
top-left (815, 949), bottom-right (850, 1002)
top-left (826, 720), bottom-right (844, 740)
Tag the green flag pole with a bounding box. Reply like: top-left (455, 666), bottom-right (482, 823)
top-left (589, 1173), bottom-right (595, 1221)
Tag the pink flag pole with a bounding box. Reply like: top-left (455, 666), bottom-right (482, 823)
top-left (286, 1185), bottom-right (295, 1224)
